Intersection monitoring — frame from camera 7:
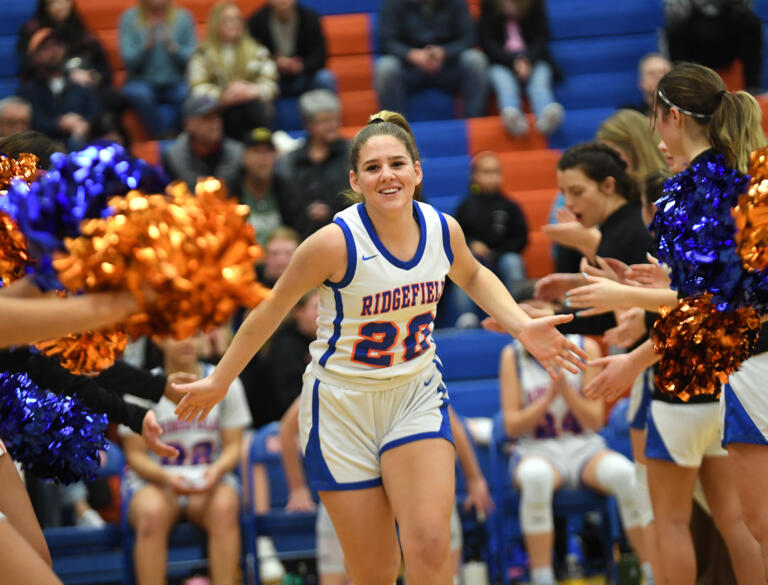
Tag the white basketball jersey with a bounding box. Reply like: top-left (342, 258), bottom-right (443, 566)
top-left (512, 336), bottom-right (589, 440)
top-left (309, 201), bottom-right (453, 388)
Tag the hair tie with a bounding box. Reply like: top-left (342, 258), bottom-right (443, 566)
top-left (658, 88), bottom-right (713, 120)
top-left (368, 118), bottom-right (386, 125)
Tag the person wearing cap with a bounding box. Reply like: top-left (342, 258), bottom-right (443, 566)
top-left (16, 27), bottom-right (101, 149)
top-left (119, 0), bottom-right (197, 139)
top-left (276, 89), bottom-right (350, 237)
top-left (230, 127), bottom-right (302, 245)
top-left (247, 0), bottom-right (337, 98)
top-left (187, 2), bottom-right (278, 141)
top-left (163, 94), bottom-right (244, 192)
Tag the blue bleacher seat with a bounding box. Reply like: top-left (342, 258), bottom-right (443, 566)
top-left (304, 0), bottom-right (381, 16)
top-left (420, 154), bottom-right (470, 201)
top-left (555, 71), bottom-right (640, 110)
top-left (755, 0), bottom-right (768, 22)
top-left (410, 119), bottom-right (468, 158)
top-left (0, 0), bottom-right (35, 35)
top-left (547, 0), bottom-right (664, 40)
top-left (433, 328), bottom-right (510, 381)
top-left (550, 33), bottom-right (659, 76)
top-left (273, 97), bottom-right (304, 133)
top-left (407, 88), bottom-right (457, 122)
top-left (0, 36), bottom-right (19, 78)
top-left (427, 193), bottom-right (461, 216)
top-left (0, 77), bottom-right (18, 100)
top-left (547, 106), bottom-right (614, 150)
top-left (449, 378), bottom-right (500, 418)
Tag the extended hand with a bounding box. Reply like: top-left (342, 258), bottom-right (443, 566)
top-left (173, 375), bottom-right (228, 422)
top-left (142, 410), bottom-right (179, 460)
top-left (516, 314), bottom-right (588, 378)
top-left (603, 308), bottom-right (647, 349)
top-left (583, 353), bottom-right (638, 400)
top-left (565, 275), bottom-right (627, 316)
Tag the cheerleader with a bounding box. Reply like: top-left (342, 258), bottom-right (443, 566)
top-left (583, 63), bottom-right (767, 585)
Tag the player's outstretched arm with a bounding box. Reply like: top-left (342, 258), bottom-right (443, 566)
top-left (584, 339), bottom-right (658, 400)
top-left (174, 224), bottom-right (347, 422)
top-left (445, 215), bottom-right (587, 378)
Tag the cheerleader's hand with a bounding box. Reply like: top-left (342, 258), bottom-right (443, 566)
top-left (583, 353), bottom-right (639, 400)
top-left (564, 275), bottom-right (626, 317)
top-left (626, 254), bottom-right (671, 289)
top-left (173, 375), bottom-right (228, 422)
top-left (516, 314), bottom-right (588, 378)
top-left (142, 410), bottom-right (179, 460)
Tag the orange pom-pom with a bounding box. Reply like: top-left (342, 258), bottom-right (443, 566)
top-left (0, 153), bottom-right (39, 286)
top-left (54, 179), bottom-right (268, 339)
top-left (734, 147), bottom-right (768, 271)
top-left (35, 326), bottom-right (130, 375)
top-left (652, 295), bottom-right (760, 400)
top-left (0, 153), bottom-right (39, 190)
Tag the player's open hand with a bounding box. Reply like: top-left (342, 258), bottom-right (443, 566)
top-left (565, 275), bottom-right (627, 317)
top-left (516, 314), bottom-right (588, 378)
top-left (583, 353), bottom-right (638, 400)
top-left (141, 410), bottom-right (179, 460)
top-left (173, 375), bottom-right (228, 422)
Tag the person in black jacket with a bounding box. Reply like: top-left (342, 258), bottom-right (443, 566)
top-left (451, 151), bottom-right (528, 326)
top-left (479, 0), bottom-right (563, 136)
top-left (248, 0), bottom-right (337, 97)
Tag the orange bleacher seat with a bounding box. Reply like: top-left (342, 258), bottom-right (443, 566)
top-left (328, 54), bottom-right (373, 93)
top-left (339, 89), bottom-right (379, 127)
top-left (717, 60), bottom-right (746, 93)
top-left (122, 109), bottom-right (152, 143)
top-left (93, 28), bottom-right (121, 72)
top-left (509, 188), bottom-right (557, 231)
top-left (74, 0), bottom-right (133, 31)
top-left (322, 14), bottom-right (371, 57)
top-left (467, 116), bottom-right (547, 154)
top-left (497, 150), bottom-right (560, 192)
top-left (523, 230), bottom-right (554, 278)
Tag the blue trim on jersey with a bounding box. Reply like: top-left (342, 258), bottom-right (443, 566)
top-left (379, 400), bottom-right (453, 455)
top-left (722, 383), bottom-right (768, 447)
top-left (324, 217), bottom-right (357, 288)
top-left (629, 372), bottom-right (652, 431)
top-left (357, 201), bottom-right (427, 270)
top-left (319, 288), bottom-right (343, 367)
top-left (438, 211), bottom-right (454, 265)
top-left (644, 406), bottom-right (674, 462)
top-left (304, 379), bottom-right (384, 491)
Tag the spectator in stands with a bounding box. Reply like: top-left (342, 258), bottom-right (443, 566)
top-left (17, 0), bottom-right (125, 121)
top-left (499, 333), bottom-right (654, 585)
top-left (0, 97), bottom-right (32, 138)
top-left (629, 54), bottom-right (672, 116)
top-left (231, 127), bottom-right (302, 245)
top-left (119, 0), bottom-right (196, 138)
top-left (664, 0), bottom-right (763, 93)
top-left (479, 0), bottom-right (563, 136)
top-left (121, 334), bottom-right (250, 585)
top-left (239, 226), bottom-right (302, 428)
top-left (452, 150), bottom-right (528, 327)
top-left (277, 90), bottom-right (350, 236)
top-left (17, 28), bottom-right (101, 149)
top-left (248, 0), bottom-right (337, 97)
top-left (188, 2), bottom-right (278, 140)
top-left (374, 0), bottom-right (488, 117)
top-left (163, 94), bottom-right (244, 192)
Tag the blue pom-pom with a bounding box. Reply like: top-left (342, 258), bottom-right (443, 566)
top-left (650, 151), bottom-right (754, 311)
top-left (0, 372), bottom-right (109, 484)
top-left (0, 144), bottom-right (167, 290)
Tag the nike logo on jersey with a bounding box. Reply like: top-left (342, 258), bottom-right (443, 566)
top-left (424, 375), bottom-right (435, 387)
top-left (362, 254), bottom-right (379, 261)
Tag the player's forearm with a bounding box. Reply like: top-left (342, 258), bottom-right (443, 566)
top-left (449, 410), bottom-right (483, 482)
top-left (559, 385), bottom-right (603, 432)
top-left (626, 286), bottom-right (677, 312)
top-left (124, 445), bottom-right (170, 485)
top-left (629, 339), bottom-right (660, 371)
top-left (211, 442), bottom-right (241, 476)
top-left (209, 295), bottom-right (288, 388)
top-left (502, 400), bottom-right (551, 438)
top-left (0, 291), bottom-right (138, 347)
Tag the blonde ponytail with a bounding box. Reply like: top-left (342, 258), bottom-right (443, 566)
top-left (709, 91), bottom-right (767, 173)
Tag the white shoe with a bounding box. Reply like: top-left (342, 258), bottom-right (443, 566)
top-left (257, 537), bottom-right (285, 584)
top-left (536, 103), bottom-right (564, 135)
top-left (501, 107), bottom-right (530, 136)
top-left (76, 508), bottom-right (106, 528)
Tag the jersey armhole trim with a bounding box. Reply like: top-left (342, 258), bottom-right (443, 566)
top-left (438, 211), bottom-right (454, 265)
top-left (323, 217), bottom-right (357, 288)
